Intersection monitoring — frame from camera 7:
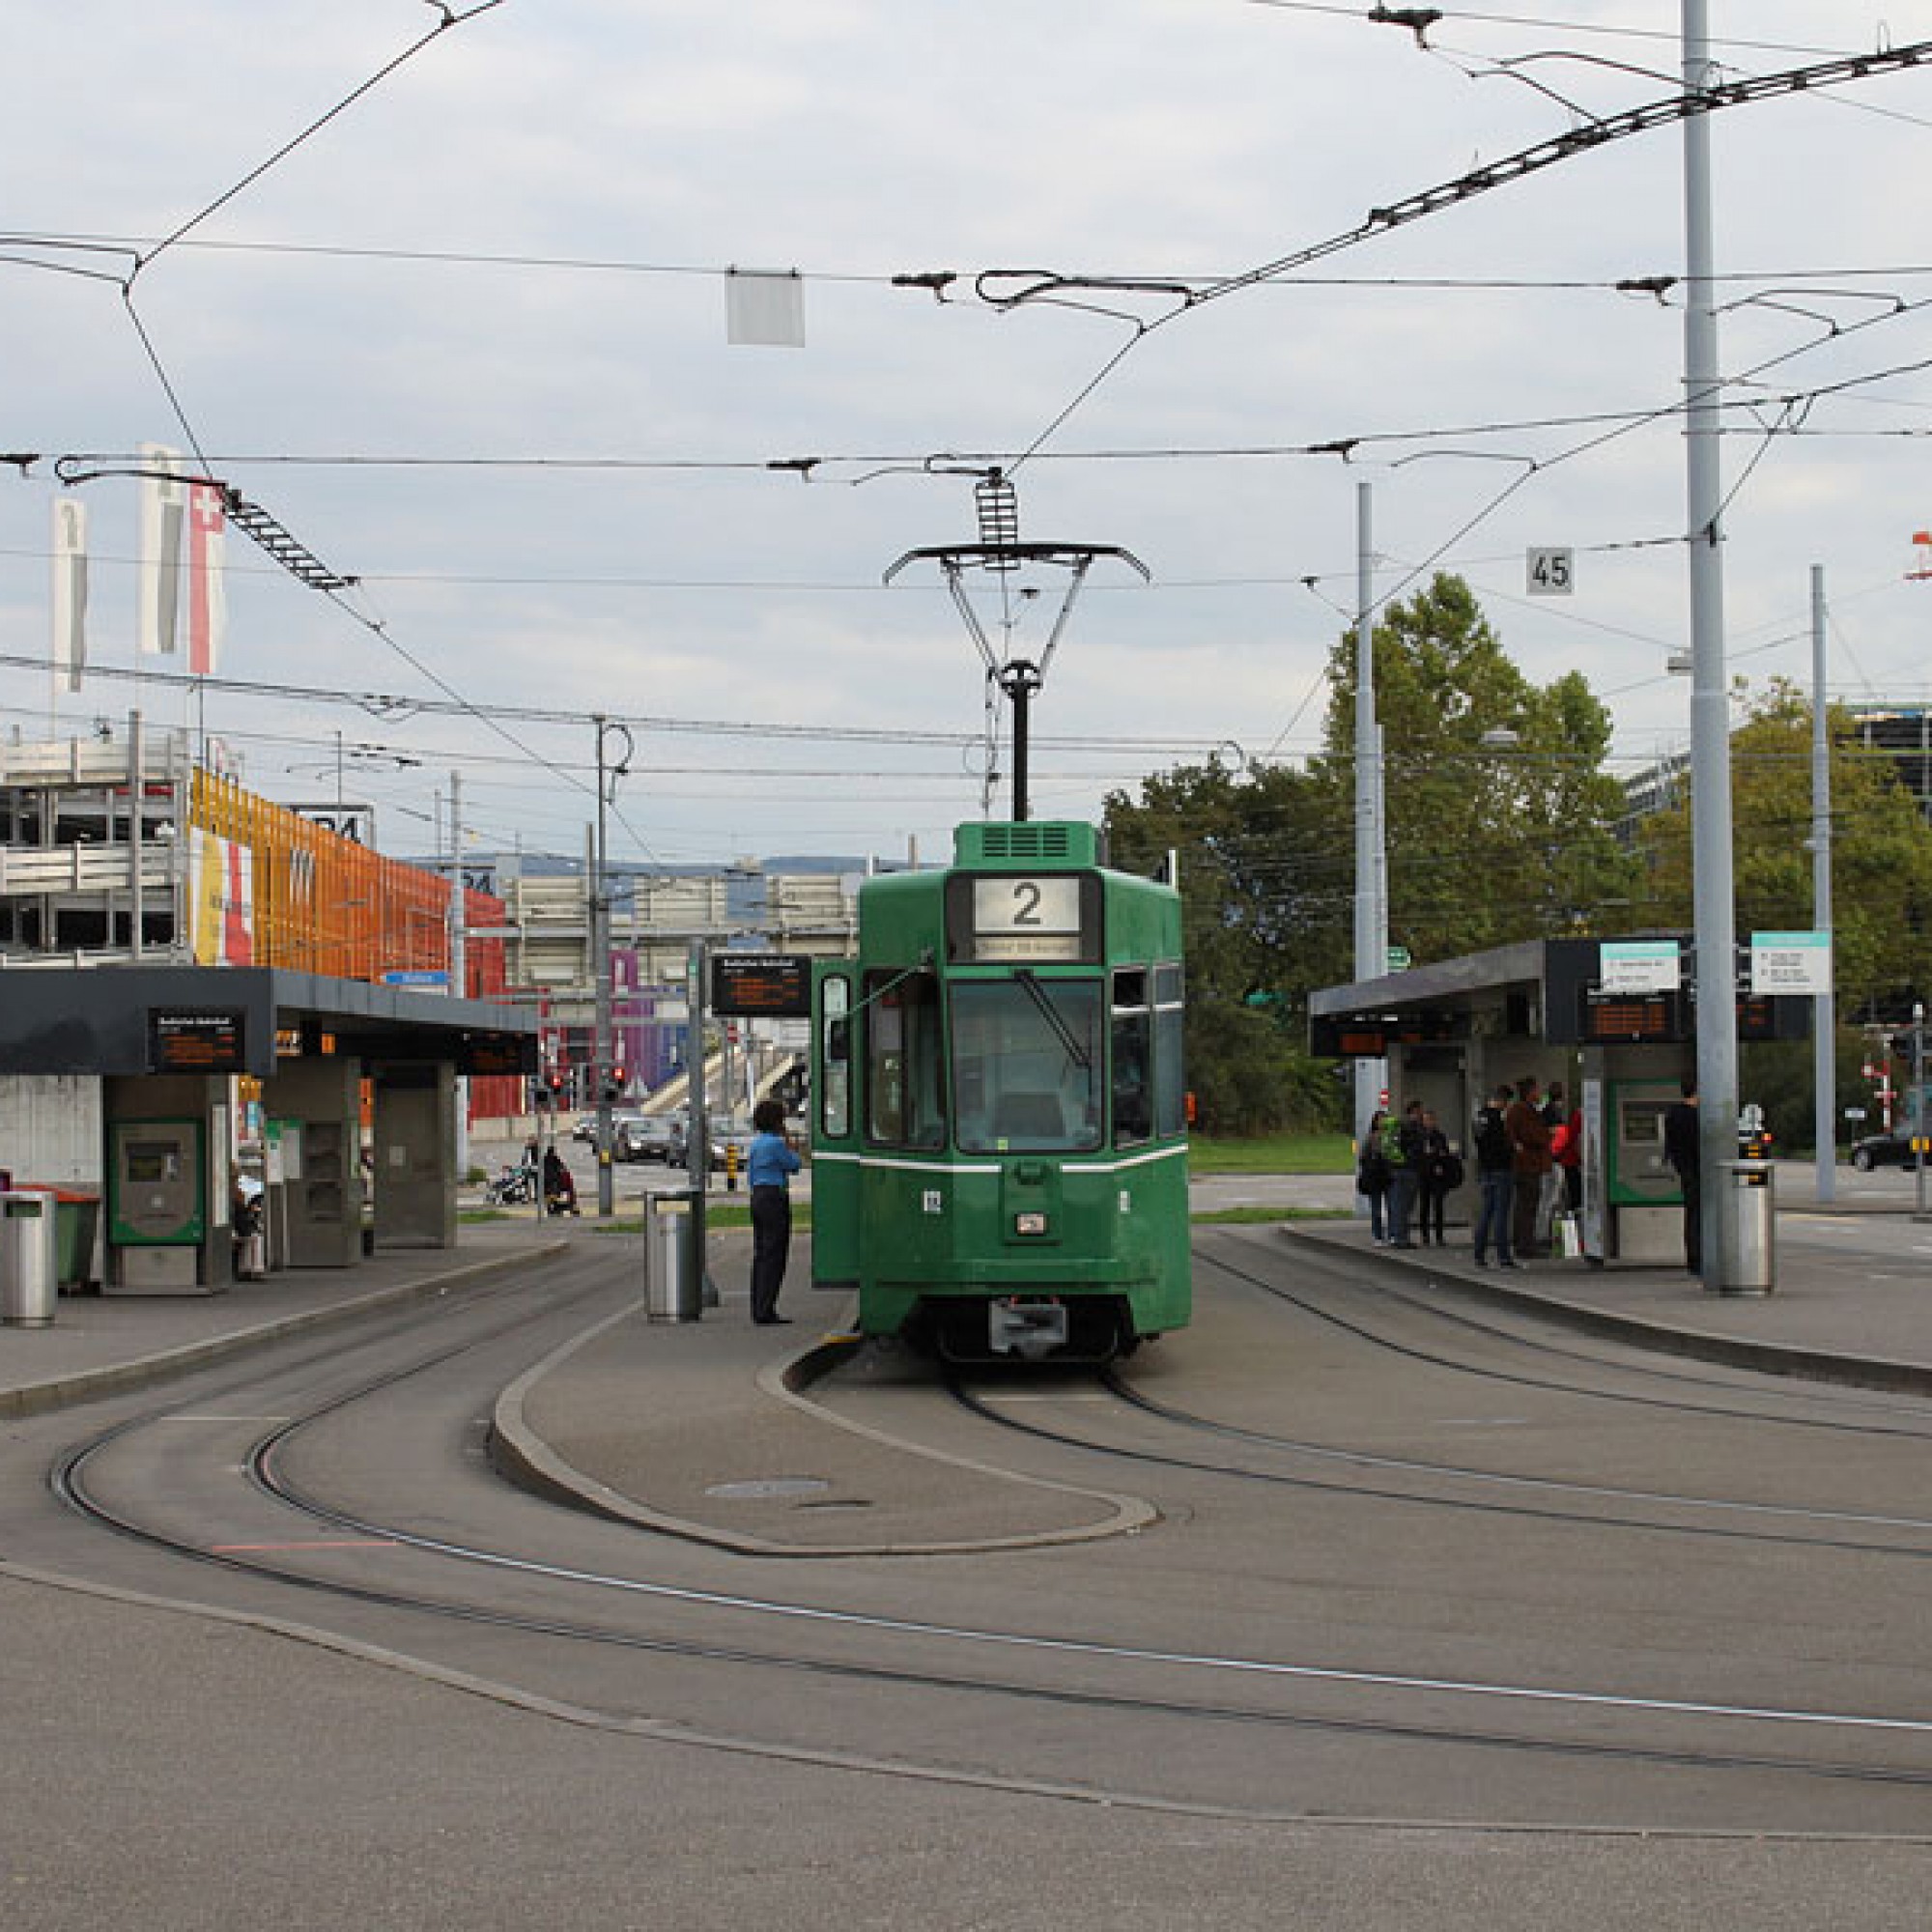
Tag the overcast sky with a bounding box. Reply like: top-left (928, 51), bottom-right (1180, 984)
top-left (7, 2), bottom-right (1932, 874)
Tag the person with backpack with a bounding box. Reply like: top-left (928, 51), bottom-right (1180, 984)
top-left (1356, 1109), bottom-right (1393, 1244)
top-left (1471, 1082), bottom-right (1518, 1268)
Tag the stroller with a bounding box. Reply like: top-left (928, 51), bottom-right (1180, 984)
top-left (485, 1160), bottom-right (537, 1208)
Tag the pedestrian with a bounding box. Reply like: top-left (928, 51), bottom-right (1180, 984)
top-left (1662, 1075), bottom-right (1702, 1277)
top-left (1471, 1083), bottom-right (1517, 1267)
top-left (542, 1145), bottom-right (580, 1216)
top-left (1504, 1075), bottom-right (1552, 1260)
top-left (230, 1177), bottom-right (266, 1279)
top-left (747, 1096), bottom-right (802, 1324)
top-left (1534, 1080), bottom-right (1571, 1254)
top-left (1416, 1106), bottom-right (1459, 1246)
top-left (1356, 1110), bottom-right (1392, 1244)
top-left (1553, 1093), bottom-right (1584, 1217)
top-left (1385, 1099), bottom-right (1426, 1249)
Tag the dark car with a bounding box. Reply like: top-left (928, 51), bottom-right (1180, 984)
top-left (1850, 1130), bottom-right (1923, 1172)
top-left (614, 1114), bottom-right (685, 1164)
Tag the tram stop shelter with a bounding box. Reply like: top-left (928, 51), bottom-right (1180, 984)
top-left (1310, 936), bottom-right (1805, 1265)
top-left (0, 965), bottom-right (536, 1294)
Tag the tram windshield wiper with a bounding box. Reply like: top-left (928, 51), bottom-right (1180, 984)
top-left (1014, 969), bottom-right (1092, 1070)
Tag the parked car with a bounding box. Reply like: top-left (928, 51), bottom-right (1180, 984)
top-left (614, 1114), bottom-right (685, 1164)
top-left (571, 1113), bottom-right (599, 1145)
top-left (1850, 1130), bottom-right (1923, 1172)
top-left (700, 1112), bottom-right (759, 1172)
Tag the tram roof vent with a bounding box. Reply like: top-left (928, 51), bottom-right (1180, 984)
top-left (957, 820), bottom-right (1096, 868)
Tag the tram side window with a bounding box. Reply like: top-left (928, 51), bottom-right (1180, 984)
top-left (1112, 967), bottom-right (1152, 1147)
top-left (819, 973), bottom-right (852, 1140)
top-left (865, 970), bottom-right (945, 1151)
top-left (1152, 961), bottom-right (1186, 1139)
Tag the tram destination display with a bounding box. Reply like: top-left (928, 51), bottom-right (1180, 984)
top-left (945, 871), bottom-right (1101, 964)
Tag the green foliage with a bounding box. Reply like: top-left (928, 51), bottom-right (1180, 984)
top-left (1634, 679), bottom-right (1932, 1021)
top-left (1315, 575), bottom-right (1639, 959)
top-left (1105, 574), bottom-right (1636, 1133)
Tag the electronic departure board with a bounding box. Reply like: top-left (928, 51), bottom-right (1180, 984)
top-left (710, 952), bottom-right (813, 1018)
top-left (149, 1009), bottom-right (246, 1073)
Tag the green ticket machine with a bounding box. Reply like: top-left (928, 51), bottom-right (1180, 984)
top-left (106, 1118), bottom-right (211, 1293)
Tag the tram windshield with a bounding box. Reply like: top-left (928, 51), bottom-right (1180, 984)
top-left (952, 976), bottom-right (1104, 1152)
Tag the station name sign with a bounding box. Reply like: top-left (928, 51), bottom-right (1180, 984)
top-left (710, 952), bottom-right (813, 1019)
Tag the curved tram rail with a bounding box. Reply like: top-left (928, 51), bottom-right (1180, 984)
top-left (31, 1249), bottom-right (1932, 1830)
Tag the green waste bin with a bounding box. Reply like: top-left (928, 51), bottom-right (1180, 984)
top-left (52, 1189), bottom-right (100, 1293)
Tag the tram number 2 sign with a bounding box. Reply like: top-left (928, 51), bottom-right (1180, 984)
top-left (1526, 547), bottom-right (1575, 595)
top-left (972, 876), bottom-right (1084, 961)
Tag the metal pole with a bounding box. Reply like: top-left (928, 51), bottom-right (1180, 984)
top-left (450, 767), bottom-right (469, 1181)
top-left (592, 716), bottom-right (614, 1218)
top-left (129, 708), bottom-right (145, 959)
top-left (687, 938), bottom-right (715, 1302)
top-left (1915, 1003), bottom-right (1928, 1223)
top-left (1810, 566), bottom-right (1834, 1204)
top-left (1003, 661), bottom-right (1039, 822)
top-left (1351, 480), bottom-right (1387, 1156)
top-left (1683, 0), bottom-right (1741, 1289)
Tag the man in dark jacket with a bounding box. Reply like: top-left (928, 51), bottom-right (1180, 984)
top-left (1504, 1076), bottom-right (1552, 1260)
top-left (1471, 1083), bottom-right (1517, 1266)
top-left (1662, 1076), bottom-right (1701, 1275)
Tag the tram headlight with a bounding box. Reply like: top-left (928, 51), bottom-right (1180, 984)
top-left (1013, 1210), bottom-right (1049, 1237)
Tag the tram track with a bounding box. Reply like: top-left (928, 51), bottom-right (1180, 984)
top-left (950, 1367), bottom-right (1932, 1564)
top-left (926, 1239), bottom-right (1932, 1563)
top-left (28, 1250), bottom-right (1932, 1821)
top-left (1202, 1237), bottom-right (1932, 1442)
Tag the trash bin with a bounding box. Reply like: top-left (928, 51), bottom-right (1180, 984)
top-left (643, 1188), bottom-right (700, 1323)
top-left (1, 1189), bottom-right (59, 1326)
top-left (1717, 1158), bottom-right (1776, 1294)
top-left (52, 1188), bottom-right (100, 1293)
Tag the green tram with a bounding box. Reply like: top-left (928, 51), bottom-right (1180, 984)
top-left (810, 819), bottom-right (1190, 1362)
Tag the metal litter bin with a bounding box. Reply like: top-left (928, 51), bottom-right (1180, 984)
top-left (643, 1187), bottom-right (700, 1322)
top-left (1, 1189), bottom-right (59, 1326)
top-left (1717, 1158), bottom-right (1776, 1295)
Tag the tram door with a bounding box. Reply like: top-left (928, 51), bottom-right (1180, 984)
top-left (810, 963), bottom-right (860, 1293)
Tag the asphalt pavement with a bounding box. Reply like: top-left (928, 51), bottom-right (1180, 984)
top-left (7, 1159), bottom-right (1928, 1551)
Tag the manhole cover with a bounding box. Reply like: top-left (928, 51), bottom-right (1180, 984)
top-left (704, 1477), bottom-right (830, 1500)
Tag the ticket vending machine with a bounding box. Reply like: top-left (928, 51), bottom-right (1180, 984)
top-left (1599, 1076), bottom-right (1686, 1264)
top-left (106, 1118), bottom-right (212, 1293)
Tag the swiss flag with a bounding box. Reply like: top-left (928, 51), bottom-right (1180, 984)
top-left (186, 483), bottom-right (227, 675)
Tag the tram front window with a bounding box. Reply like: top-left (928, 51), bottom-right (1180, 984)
top-left (952, 978), bottom-right (1103, 1153)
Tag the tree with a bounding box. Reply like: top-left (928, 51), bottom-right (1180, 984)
top-left (1312, 574), bottom-right (1639, 964)
top-left (1103, 575), bottom-right (1635, 1132)
top-left (1633, 678), bottom-right (1932, 1022)
top-left (1106, 753), bottom-right (1347, 1134)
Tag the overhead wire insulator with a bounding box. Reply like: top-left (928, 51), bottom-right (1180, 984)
top-left (975, 469), bottom-right (1021, 572)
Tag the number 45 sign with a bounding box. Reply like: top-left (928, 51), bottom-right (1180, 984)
top-left (1527, 548), bottom-right (1575, 595)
